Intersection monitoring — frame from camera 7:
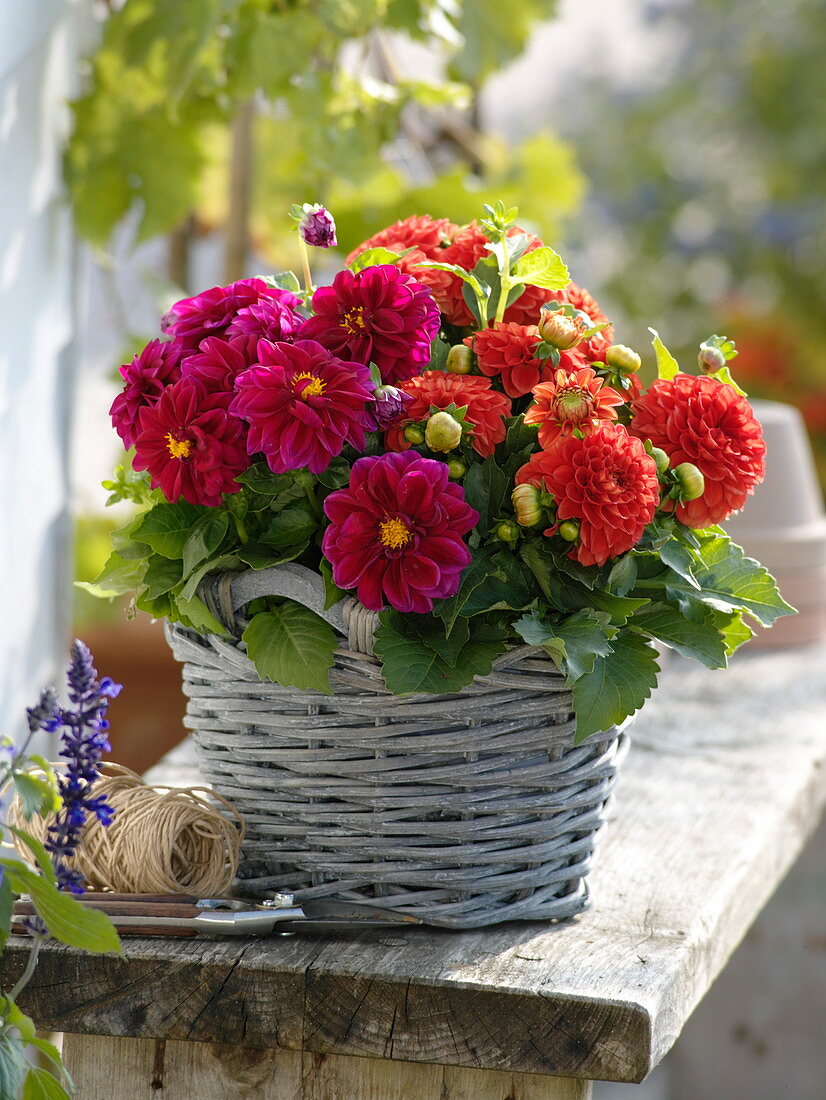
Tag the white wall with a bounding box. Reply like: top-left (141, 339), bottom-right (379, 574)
top-left (0, 1), bottom-right (89, 743)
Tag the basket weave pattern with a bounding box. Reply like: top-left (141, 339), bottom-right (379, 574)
top-left (166, 620), bottom-right (628, 928)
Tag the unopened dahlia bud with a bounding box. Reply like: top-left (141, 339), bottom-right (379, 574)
top-left (363, 385), bottom-right (413, 431)
top-left (446, 345), bottom-right (473, 374)
top-left (296, 203), bottom-right (337, 248)
top-left (697, 345), bottom-right (726, 374)
top-left (674, 462), bottom-right (705, 501)
top-left (425, 411), bottom-right (463, 452)
top-left (606, 344), bottom-right (642, 374)
top-left (650, 447), bottom-right (670, 475)
top-left (404, 424), bottom-right (426, 445)
top-left (558, 519), bottom-right (581, 542)
top-left (447, 457), bottom-right (467, 480)
top-left (538, 309), bottom-right (584, 350)
top-left (512, 484), bottom-right (542, 527)
top-left (496, 521), bottom-right (519, 544)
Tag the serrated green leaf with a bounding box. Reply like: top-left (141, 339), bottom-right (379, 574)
top-left (460, 554), bottom-right (535, 616)
top-left (711, 365), bottom-right (748, 396)
top-left (512, 246), bottom-right (570, 290)
top-left (12, 775), bottom-right (60, 821)
top-left (713, 609), bottom-right (755, 656)
top-left (350, 247), bottom-right (403, 272)
top-left (142, 555), bottom-right (184, 601)
top-left (25, 1039), bottom-right (65, 1073)
top-left (649, 328), bottom-right (680, 380)
top-left (22, 1066), bottom-right (72, 1100)
top-left (179, 553), bottom-right (241, 603)
top-left (0, 874), bottom-right (14, 949)
top-left (132, 502), bottom-right (203, 558)
top-left (514, 609), bottom-right (616, 679)
top-left (434, 546), bottom-right (500, 632)
top-left (243, 604), bottom-right (336, 693)
top-left (656, 538), bottom-right (700, 589)
top-left (0, 1032), bottom-right (26, 1100)
top-left (76, 550), bottom-right (147, 598)
top-left (261, 502), bottom-right (318, 554)
top-left (632, 602), bottom-right (728, 669)
top-left (607, 555), bottom-right (637, 597)
top-left (2, 998), bottom-right (36, 1042)
top-left (182, 510), bottom-right (230, 577)
top-left (373, 613), bottom-right (507, 694)
top-left (572, 633), bottom-right (660, 743)
top-left (172, 595), bottom-right (228, 636)
top-left (4, 866), bottom-right (121, 953)
top-left (463, 457), bottom-right (510, 533)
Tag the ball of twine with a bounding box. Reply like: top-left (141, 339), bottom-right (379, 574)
top-left (8, 763), bottom-right (245, 896)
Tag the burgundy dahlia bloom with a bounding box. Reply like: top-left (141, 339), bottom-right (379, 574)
top-left (230, 339), bottom-right (373, 475)
top-left (110, 339), bottom-right (183, 449)
top-left (163, 279), bottom-right (303, 351)
top-left (322, 452), bottom-right (478, 613)
top-left (180, 336), bottom-right (253, 396)
top-left (226, 297), bottom-right (303, 344)
top-left (299, 265), bottom-right (440, 386)
top-left (132, 377), bottom-right (249, 507)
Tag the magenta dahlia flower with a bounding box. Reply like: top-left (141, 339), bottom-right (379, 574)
top-left (226, 296), bottom-right (303, 344)
top-left (162, 279), bottom-right (303, 351)
top-left (230, 339), bottom-right (373, 475)
top-left (299, 265), bottom-right (440, 386)
top-left (180, 336), bottom-right (252, 396)
top-left (322, 452), bottom-right (478, 613)
top-left (132, 377), bottom-right (249, 507)
top-left (110, 339), bottom-right (183, 449)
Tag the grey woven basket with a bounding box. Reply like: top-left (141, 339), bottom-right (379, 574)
top-left (165, 563), bottom-right (629, 928)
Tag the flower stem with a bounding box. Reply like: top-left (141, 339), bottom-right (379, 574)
top-left (9, 934), bottom-right (43, 1001)
top-left (493, 235), bottom-right (513, 325)
top-left (298, 237), bottom-right (314, 297)
top-left (232, 514), bottom-right (249, 545)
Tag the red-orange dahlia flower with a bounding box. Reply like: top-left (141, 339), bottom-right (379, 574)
top-left (525, 367), bottom-right (625, 448)
top-left (516, 424), bottom-right (660, 567)
top-left (547, 281), bottom-right (614, 360)
top-left (385, 371), bottom-right (511, 458)
top-left (630, 373), bottom-right (766, 527)
top-left (466, 322), bottom-right (552, 398)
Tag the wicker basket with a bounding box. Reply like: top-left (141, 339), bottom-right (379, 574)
top-left (165, 564), bottom-right (629, 928)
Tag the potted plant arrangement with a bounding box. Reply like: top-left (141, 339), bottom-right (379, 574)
top-left (89, 201), bottom-right (791, 927)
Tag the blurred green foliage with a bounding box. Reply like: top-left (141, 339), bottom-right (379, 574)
top-left (67, 0), bottom-right (580, 259)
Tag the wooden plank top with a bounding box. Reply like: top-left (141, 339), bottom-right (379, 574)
top-left (4, 641), bottom-right (825, 1083)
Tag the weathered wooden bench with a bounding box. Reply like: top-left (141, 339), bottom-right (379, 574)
top-left (4, 642), bottom-right (825, 1098)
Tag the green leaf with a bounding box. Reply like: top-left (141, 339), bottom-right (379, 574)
top-left (243, 604), bottom-right (337, 694)
top-left (2, 998), bottom-right (36, 1041)
top-left (463, 457), bottom-right (510, 533)
top-left (4, 866), bottom-right (121, 953)
top-left (25, 1039), bottom-right (65, 1073)
top-left (172, 595), bottom-right (228, 636)
top-left (373, 613), bottom-right (507, 695)
top-left (656, 539), bottom-right (700, 589)
top-left (512, 246), bottom-right (570, 290)
top-left (268, 271), bottom-right (302, 294)
top-left (350, 247), bottom-right (403, 272)
top-left (261, 501), bottom-right (318, 555)
top-left (607, 555), bottom-right (637, 597)
top-left (648, 327), bottom-right (680, 380)
top-left (0, 1032), bottom-right (26, 1100)
top-left (0, 873), bottom-right (14, 950)
top-left (178, 552), bottom-right (241, 603)
top-left (142, 555), bottom-right (184, 601)
top-left (12, 774), bottom-right (60, 820)
top-left (669, 532), bottom-right (796, 627)
top-left (132, 502), bottom-right (203, 558)
top-left (460, 554), bottom-right (535, 616)
top-left (236, 544), bottom-right (308, 570)
top-left (713, 609), bottom-right (755, 656)
top-left (572, 633), bottom-right (660, 744)
top-left (22, 1067), bottom-right (72, 1100)
top-left (434, 546), bottom-right (500, 632)
top-left (76, 550), bottom-right (146, 598)
top-left (316, 457), bottom-right (350, 490)
top-left (6, 828), bottom-right (57, 884)
top-left (710, 365), bottom-right (748, 396)
top-left (182, 510), bottom-right (230, 577)
top-left (319, 559), bottom-right (345, 610)
top-left (514, 609), bottom-right (616, 679)
top-left (632, 602), bottom-right (728, 669)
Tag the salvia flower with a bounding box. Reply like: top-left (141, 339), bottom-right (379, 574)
top-left (44, 641), bottom-right (120, 893)
top-left (322, 451), bottom-right (478, 613)
top-left (296, 203), bottom-right (338, 248)
top-left (300, 265), bottom-right (440, 386)
top-left (110, 339), bottom-right (183, 450)
top-left (133, 377), bottom-right (250, 506)
top-left (231, 339), bottom-right (374, 475)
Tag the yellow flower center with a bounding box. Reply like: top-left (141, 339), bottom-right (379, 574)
top-left (165, 432), bottom-right (193, 460)
top-left (342, 307), bottom-right (367, 334)
top-left (295, 371), bottom-right (326, 398)
top-left (378, 517), bottom-right (411, 550)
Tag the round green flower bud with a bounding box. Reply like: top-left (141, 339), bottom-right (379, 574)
top-left (606, 344), bottom-right (642, 374)
top-left (674, 462), bottom-right (705, 501)
top-left (496, 521), bottom-right (519, 544)
top-left (511, 484), bottom-right (543, 527)
top-left (425, 411), bottom-right (463, 453)
top-left (446, 345), bottom-right (473, 374)
top-left (447, 457), bottom-right (467, 480)
top-left (650, 447), bottom-right (670, 475)
top-left (538, 309), bottom-right (584, 350)
top-left (404, 424), bottom-right (426, 445)
top-left (697, 345), bottom-right (726, 374)
top-left (558, 519), bottom-right (580, 542)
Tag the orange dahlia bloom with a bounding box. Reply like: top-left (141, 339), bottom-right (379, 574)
top-left (515, 425), bottom-right (660, 567)
top-left (525, 367), bottom-right (625, 448)
top-left (630, 373), bottom-right (766, 528)
top-left (466, 322), bottom-right (552, 398)
top-left (385, 371), bottom-right (511, 458)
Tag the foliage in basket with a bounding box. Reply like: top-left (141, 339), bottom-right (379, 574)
top-left (88, 202), bottom-right (793, 741)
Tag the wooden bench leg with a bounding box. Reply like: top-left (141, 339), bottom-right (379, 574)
top-left (62, 1034), bottom-right (593, 1099)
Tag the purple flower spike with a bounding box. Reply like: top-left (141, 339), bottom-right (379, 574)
top-left (297, 203), bottom-right (338, 249)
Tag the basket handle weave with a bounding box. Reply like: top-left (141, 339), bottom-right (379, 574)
top-left (198, 563), bottom-right (381, 655)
